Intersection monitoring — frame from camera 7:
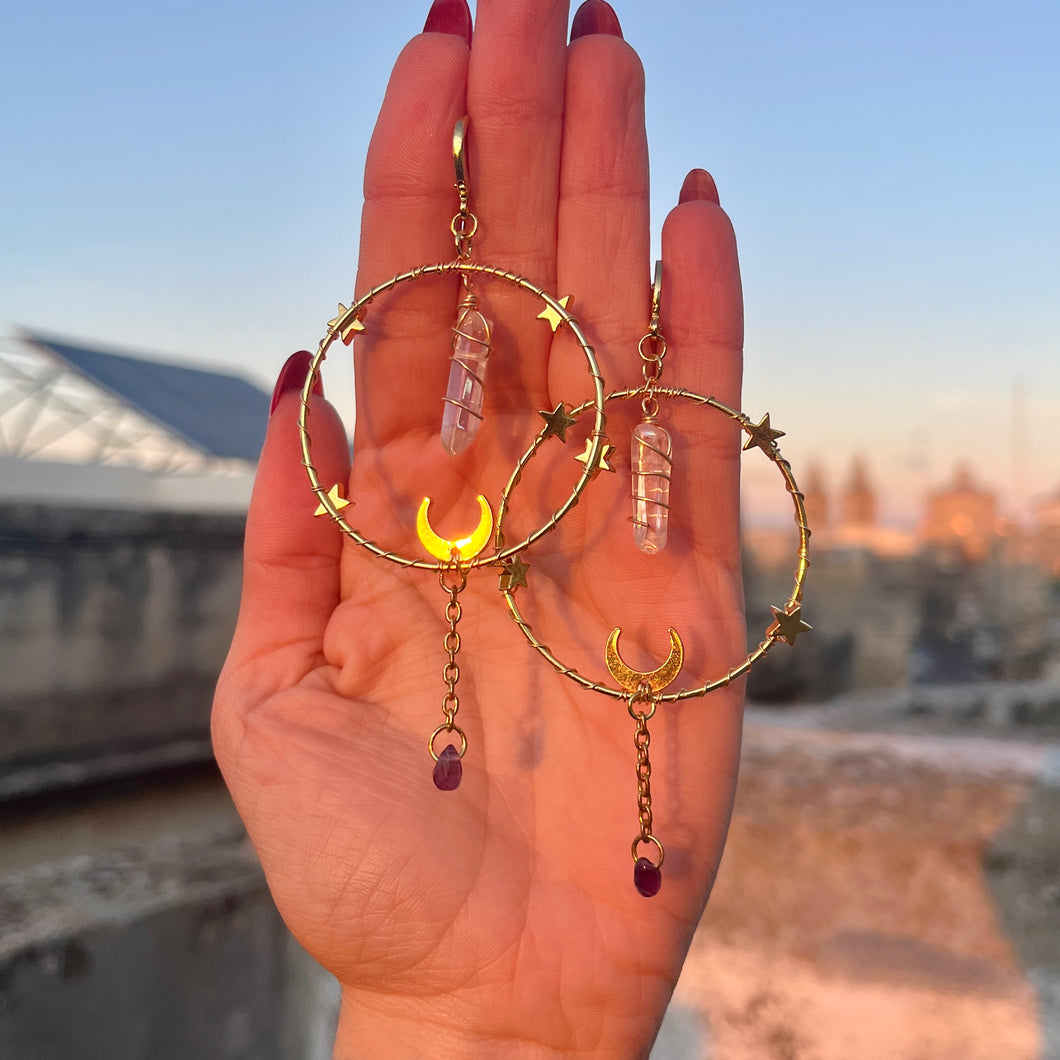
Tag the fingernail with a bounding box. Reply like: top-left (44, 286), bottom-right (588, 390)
top-left (423, 0), bottom-right (473, 49)
top-left (270, 351), bottom-right (323, 417)
top-left (571, 0), bottom-right (623, 41)
top-left (679, 169), bottom-right (720, 206)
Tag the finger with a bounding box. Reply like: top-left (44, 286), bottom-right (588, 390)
top-left (663, 171), bottom-right (742, 402)
top-left (215, 352), bottom-right (352, 751)
top-left (352, 9), bottom-right (471, 451)
top-left (650, 177), bottom-right (746, 845)
top-left (660, 171), bottom-right (744, 571)
top-left (553, 4), bottom-right (649, 410)
top-left (466, 0), bottom-right (571, 407)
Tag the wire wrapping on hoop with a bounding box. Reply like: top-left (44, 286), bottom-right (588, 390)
top-left (299, 260), bottom-right (609, 571)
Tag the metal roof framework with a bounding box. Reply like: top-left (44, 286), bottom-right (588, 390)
top-left (0, 333), bottom-right (269, 474)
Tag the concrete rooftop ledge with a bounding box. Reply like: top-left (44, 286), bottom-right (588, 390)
top-left (745, 710), bottom-right (1060, 785)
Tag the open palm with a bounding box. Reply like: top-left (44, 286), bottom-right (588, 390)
top-left (213, 2), bottom-right (745, 1056)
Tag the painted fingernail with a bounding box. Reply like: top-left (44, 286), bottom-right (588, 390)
top-left (679, 169), bottom-right (720, 205)
top-left (423, 0), bottom-right (473, 49)
top-left (270, 351), bottom-right (323, 417)
top-left (571, 0), bottom-right (623, 41)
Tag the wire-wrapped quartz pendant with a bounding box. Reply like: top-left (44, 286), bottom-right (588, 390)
top-left (631, 420), bottom-right (673, 554)
top-left (441, 301), bottom-right (493, 456)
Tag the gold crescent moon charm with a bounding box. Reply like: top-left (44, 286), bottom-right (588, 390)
top-left (416, 495), bottom-right (494, 563)
top-left (605, 627), bottom-right (684, 693)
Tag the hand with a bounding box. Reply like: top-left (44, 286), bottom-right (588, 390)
top-left (213, 1), bottom-right (744, 1055)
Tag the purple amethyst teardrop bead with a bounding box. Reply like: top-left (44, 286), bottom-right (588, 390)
top-left (432, 744), bottom-right (463, 791)
top-left (633, 857), bottom-right (662, 897)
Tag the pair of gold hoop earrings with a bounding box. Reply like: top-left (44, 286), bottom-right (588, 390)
top-left (298, 119), bottom-right (811, 898)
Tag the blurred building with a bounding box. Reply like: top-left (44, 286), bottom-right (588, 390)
top-left (0, 330), bottom-right (264, 510)
top-left (1028, 488), bottom-right (1060, 578)
top-left (918, 464), bottom-right (999, 562)
top-left (742, 454), bottom-right (1060, 695)
top-left (802, 461), bottom-right (829, 532)
top-left (826, 457), bottom-right (915, 557)
top-left (840, 455), bottom-right (876, 528)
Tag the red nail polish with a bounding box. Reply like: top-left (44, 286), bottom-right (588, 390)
top-left (571, 0), bottom-right (623, 41)
top-left (423, 0), bottom-right (473, 49)
top-left (679, 168), bottom-right (720, 206)
top-left (270, 350), bottom-right (323, 417)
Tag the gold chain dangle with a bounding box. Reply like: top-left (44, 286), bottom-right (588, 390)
top-left (631, 261), bottom-right (673, 554)
top-left (606, 626), bottom-right (680, 895)
top-left (429, 563), bottom-right (469, 790)
top-left (418, 504), bottom-right (487, 791)
top-left (628, 685), bottom-right (665, 897)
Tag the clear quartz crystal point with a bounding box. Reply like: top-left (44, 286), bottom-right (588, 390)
top-left (631, 420), bottom-right (673, 554)
top-left (441, 304), bottom-right (492, 456)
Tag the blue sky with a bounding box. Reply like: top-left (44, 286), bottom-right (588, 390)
top-left (3, 0), bottom-right (1058, 523)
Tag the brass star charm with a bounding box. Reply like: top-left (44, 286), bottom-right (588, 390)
top-left (498, 555), bottom-right (531, 592)
top-left (314, 483), bottom-right (352, 517)
top-left (538, 402), bottom-right (578, 442)
top-left (742, 413), bottom-right (785, 454)
top-left (767, 604), bottom-right (812, 645)
top-left (327, 303), bottom-right (366, 346)
top-left (536, 295), bottom-right (572, 333)
top-left (575, 436), bottom-right (616, 479)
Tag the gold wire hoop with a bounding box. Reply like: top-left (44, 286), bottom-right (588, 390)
top-left (428, 723), bottom-right (468, 761)
top-left (497, 385), bottom-right (811, 701)
top-left (299, 260), bottom-right (608, 570)
top-left (632, 834), bottom-right (665, 868)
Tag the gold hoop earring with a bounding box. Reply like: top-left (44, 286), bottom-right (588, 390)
top-left (296, 119), bottom-right (609, 789)
top-left (495, 264), bottom-right (812, 895)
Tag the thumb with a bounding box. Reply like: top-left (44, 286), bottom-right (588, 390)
top-left (214, 351), bottom-right (352, 757)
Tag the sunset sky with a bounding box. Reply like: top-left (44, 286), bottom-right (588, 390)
top-left (3, 0), bottom-right (1058, 525)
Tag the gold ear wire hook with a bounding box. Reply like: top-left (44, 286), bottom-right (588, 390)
top-left (450, 117), bottom-right (477, 259)
top-left (453, 116), bottom-right (470, 214)
top-left (649, 260), bottom-right (663, 337)
top-left (638, 259), bottom-right (667, 399)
